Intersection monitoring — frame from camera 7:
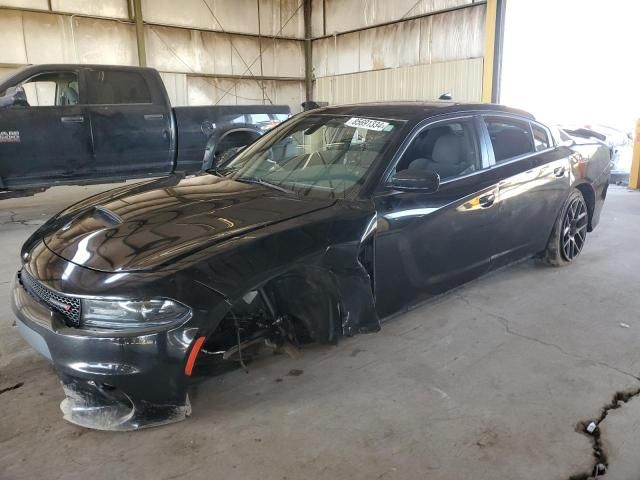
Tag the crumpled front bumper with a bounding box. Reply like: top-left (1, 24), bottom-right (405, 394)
top-left (11, 272), bottom-right (198, 431)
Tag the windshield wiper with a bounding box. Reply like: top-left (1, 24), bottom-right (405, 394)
top-left (235, 176), bottom-right (292, 194)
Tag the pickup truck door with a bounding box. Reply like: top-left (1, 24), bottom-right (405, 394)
top-left (0, 69), bottom-right (92, 189)
top-left (84, 68), bottom-right (173, 178)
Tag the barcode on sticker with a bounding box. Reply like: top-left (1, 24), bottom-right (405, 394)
top-left (345, 117), bottom-right (389, 131)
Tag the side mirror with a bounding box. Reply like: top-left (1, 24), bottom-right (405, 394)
top-left (0, 86), bottom-right (28, 108)
top-left (390, 170), bottom-right (440, 192)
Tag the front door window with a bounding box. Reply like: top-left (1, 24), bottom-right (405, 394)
top-left (395, 120), bottom-right (482, 182)
top-left (21, 72), bottom-right (80, 107)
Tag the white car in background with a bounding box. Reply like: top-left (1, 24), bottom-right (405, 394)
top-left (560, 124), bottom-right (633, 182)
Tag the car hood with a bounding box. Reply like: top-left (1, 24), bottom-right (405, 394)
top-left (42, 175), bottom-right (335, 273)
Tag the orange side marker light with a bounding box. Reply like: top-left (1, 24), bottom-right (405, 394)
top-left (184, 336), bottom-right (206, 376)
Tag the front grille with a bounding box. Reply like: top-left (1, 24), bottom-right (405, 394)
top-left (20, 270), bottom-right (81, 326)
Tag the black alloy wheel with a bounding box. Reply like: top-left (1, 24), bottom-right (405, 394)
top-left (560, 195), bottom-right (588, 261)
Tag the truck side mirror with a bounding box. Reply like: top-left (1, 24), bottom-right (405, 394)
top-left (0, 86), bottom-right (28, 108)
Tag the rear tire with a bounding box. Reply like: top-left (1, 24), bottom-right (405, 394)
top-left (541, 189), bottom-right (589, 266)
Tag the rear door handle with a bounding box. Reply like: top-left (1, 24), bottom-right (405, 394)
top-left (144, 114), bottom-right (164, 121)
top-left (60, 115), bottom-right (84, 123)
top-left (479, 192), bottom-right (496, 208)
top-left (554, 166), bottom-right (566, 177)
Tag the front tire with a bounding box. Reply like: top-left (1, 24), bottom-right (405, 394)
top-left (542, 189), bottom-right (589, 266)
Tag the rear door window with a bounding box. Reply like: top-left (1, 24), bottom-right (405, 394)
top-left (484, 117), bottom-right (535, 162)
top-left (87, 70), bottom-right (152, 105)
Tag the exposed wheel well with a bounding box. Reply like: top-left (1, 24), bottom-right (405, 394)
top-left (215, 130), bottom-right (260, 156)
top-left (575, 183), bottom-right (595, 231)
top-left (264, 272), bottom-right (341, 344)
top-left (194, 271), bottom-right (340, 374)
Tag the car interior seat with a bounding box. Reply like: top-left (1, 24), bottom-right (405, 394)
top-left (399, 126), bottom-right (451, 170)
top-left (408, 133), bottom-right (470, 180)
top-left (60, 86), bottom-right (79, 106)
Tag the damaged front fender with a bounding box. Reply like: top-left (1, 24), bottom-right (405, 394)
top-left (260, 208), bottom-right (380, 342)
top-left (13, 197), bottom-right (382, 431)
top-left (265, 260), bottom-right (379, 344)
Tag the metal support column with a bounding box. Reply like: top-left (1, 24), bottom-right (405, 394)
top-left (482, 0), bottom-right (505, 103)
top-left (629, 119), bottom-right (640, 189)
top-left (304, 0), bottom-right (313, 102)
top-left (133, 0), bottom-right (147, 67)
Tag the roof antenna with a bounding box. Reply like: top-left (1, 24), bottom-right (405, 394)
top-left (438, 93), bottom-right (453, 101)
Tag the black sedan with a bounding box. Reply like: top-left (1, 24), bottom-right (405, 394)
top-left (11, 102), bottom-right (610, 430)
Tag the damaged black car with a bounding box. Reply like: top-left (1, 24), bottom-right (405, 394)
top-left (11, 102), bottom-right (610, 430)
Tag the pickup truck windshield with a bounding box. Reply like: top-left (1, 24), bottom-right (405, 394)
top-left (219, 114), bottom-right (405, 198)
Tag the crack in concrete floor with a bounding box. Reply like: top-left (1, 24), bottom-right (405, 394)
top-left (0, 382), bottom-right (24, 395)
top-left (453, 292), bottom-right (640, 479)
top-left (454, 293), bottom-right (640, 382)
top-left (571, 386), bottom-right (640, 480)
top-left (0, 210), bottom-right (46, 227)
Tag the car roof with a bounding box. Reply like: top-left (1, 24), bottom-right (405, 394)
top-left (308, 101), bottom-right (535, 122)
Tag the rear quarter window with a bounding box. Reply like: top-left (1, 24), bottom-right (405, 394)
top-left (531, 124), bottom-right (551, 151)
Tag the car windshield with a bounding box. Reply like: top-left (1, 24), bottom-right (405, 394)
top-left (216, 114), bottom-right (405, 199)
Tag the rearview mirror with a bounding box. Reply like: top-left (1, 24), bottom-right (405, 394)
top-left (390, 170), bottom-right (440, 192)
top-left (0, 86), bottom-right (28, 109)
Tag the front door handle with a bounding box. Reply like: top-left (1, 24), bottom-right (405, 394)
top-left (144, 114), bottom-right (164, 121)
top-left (60, 115), bottom-right (84, 123)
top-left (479, 192), bottom-right (496, 208)
top-left (554, 166), bottom-right (566, 177)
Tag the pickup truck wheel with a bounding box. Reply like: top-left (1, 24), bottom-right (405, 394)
top-left (541, 189), bottom-right (589, 266)
top-left (215, 147), bottom-right (242, 165)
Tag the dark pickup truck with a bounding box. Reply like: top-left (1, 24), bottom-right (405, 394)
top-left (0, 64), bottom-right (290, 196)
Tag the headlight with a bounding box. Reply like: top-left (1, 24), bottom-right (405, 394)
top-left (81, 298), bottom-right (191, 330)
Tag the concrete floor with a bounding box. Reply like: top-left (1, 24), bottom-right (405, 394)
top-left (1, 184), bottom-right (639, 480)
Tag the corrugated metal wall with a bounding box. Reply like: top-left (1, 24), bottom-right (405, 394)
top-left (0, 0), bottom-right (487, 110)
top-left (313, 0), bottom-right (477, 35)
top-left (0, 0), bottom-right (306, 111)
top-left (315, 58), bottom-right (483, 104)
top-left (311, 0), bottom-right (486, 104)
